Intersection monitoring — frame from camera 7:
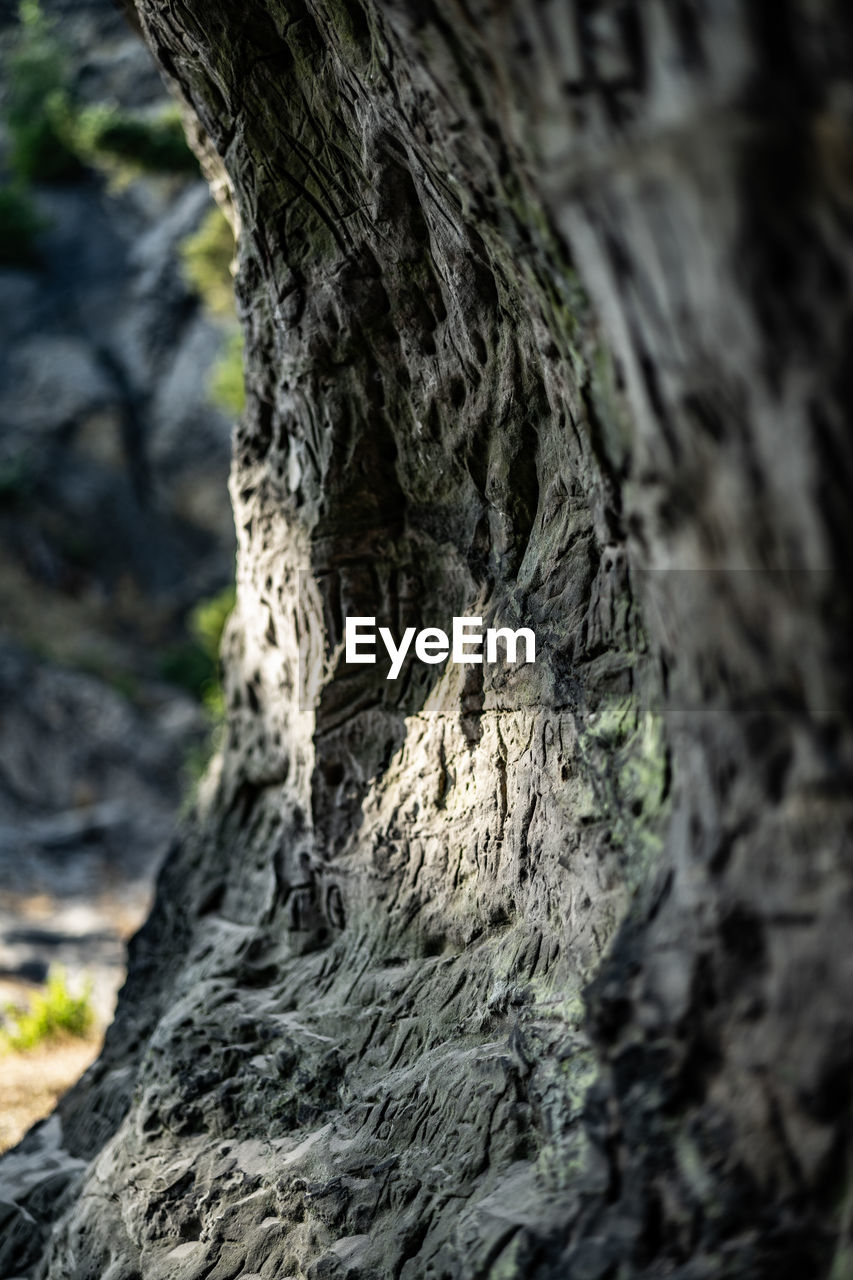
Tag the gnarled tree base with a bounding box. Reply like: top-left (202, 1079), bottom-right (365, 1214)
top-left (3, 4), bottom-right (853, 1278)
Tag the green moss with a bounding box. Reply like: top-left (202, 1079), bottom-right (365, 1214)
top-left (586, 695), bottom-right (635, 750)
top-left (486, 1229), bottom-right (536, 1279)
top-left (581, 693), bottom-right (670, 883)
top-left (558, 1047), bottom-right (598, 1102)
top-left (533, 1047), bottom-right (598, 1192)
top-left (1, 967), bottom-right (94, 1051)
top-left (622, 710), bottom-right (668, 819)
top-left (536, 1130), bottom-right (592, 1197)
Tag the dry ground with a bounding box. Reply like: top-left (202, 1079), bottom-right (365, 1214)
top-left (0, 1032), bottom-right (103, 1153)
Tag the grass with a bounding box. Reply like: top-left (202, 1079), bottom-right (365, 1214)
top-left (1, 967), bottom-right (95, 1053)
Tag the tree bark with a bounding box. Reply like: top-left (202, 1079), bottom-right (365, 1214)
top-left (4, 3), bottom-right (853, 1278)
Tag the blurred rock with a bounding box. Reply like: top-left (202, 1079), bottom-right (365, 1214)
top-left (0, 635), bottom-right (206, 1028)
top-left (0, 0), bottom-right (234, 1114)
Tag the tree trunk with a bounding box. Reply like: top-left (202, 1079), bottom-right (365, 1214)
top-left (4, 3), bottom-right (853, 1278)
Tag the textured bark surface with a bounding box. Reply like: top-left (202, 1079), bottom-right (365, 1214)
top-left (3, 3), bottom-right (853, 1278)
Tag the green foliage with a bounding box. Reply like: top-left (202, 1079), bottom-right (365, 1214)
top-left (159, 642), bottom-right (214, 703)
top-left (210, 331), bottom-right (247, 416)
top-left (160, 585), bottom-right (235, 715)
top-left (181, 206), bottom-right (237, 317)
top-left (165, 586), bottom-right (236, 802)
top-left (179, 208), bottom-right (245, 415)
top-left (191, 585), bottom-right (236, 666)
top-left (2, 2), bottom-right (196, 184)
top-left (0, 183), bottom-right (47, 265)
top-left (192, 586), bottom-right (236, 717)
top-left (1, 967), bottom-right (94, 1052)
top-left (179, 208), bottom-right (245, 416)
top-left (3, 1), bottom-right (83, 182)
top-left (70, 102), bottom-right (198, 179)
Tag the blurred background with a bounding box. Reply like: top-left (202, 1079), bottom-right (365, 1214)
top-left (0, 0), bottom-right (240, 1149)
